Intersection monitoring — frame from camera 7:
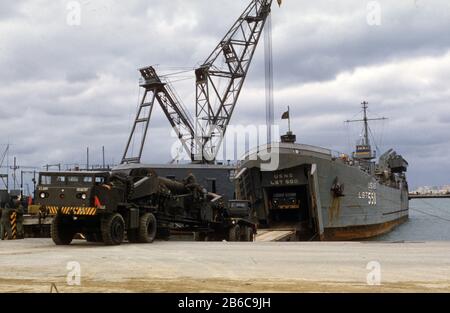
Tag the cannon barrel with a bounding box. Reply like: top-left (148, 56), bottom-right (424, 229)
top-left (128, 171), bottom-right (203, 199)
top-left (157, 177), bottom-right (189, 195)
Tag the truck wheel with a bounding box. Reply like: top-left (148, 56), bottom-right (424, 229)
top-left (127, 230), bottom-right (139, 243)
top-left (138, 213), bottom-right (157, 243)
top-left (228, 225), bottom-right (241, 242)
top-left (157, 227), bottom-right (171, 241)
top-left (242, 226), bottom-right (254, 242)
top-left (51, 215), bottom-right (75, 245)
top-left (101, 213), bottom-right (125, 246)
top-left (194, 232), bottom-right (207, 241)
top-left (85, 232), bottom-right (102, 243)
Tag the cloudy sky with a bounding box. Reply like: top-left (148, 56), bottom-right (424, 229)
top-left (1, 0), bottom-right (450, 189)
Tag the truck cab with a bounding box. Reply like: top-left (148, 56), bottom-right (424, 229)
top-left (35, 171), bottom-right (136, 246)
top-left (36, 171), bottom-right (116, 216)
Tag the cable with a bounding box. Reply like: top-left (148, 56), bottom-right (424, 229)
top-left (156, 66), bottom-right (196, 71)
top-left (264, 12), bottom-right (274, 144)
top-left (358, 191), bottom-right (450, 223)
top-left (410, 198), bottom-right (450, 222)
top-left (379, 118), bottom-right (387, 150)
top-left (167, 77), bottom-right (195, 84)
top-left (410, 207), bottom-right (450, 222)
top-left (368, 125), bottom-right (381, 155)
top-left (160, 69), bottom-right (196, 78)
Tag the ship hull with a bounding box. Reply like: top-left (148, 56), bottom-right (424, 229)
top-left (316, 151), bottom-right (409, 240)
top-left (239, 143), bottom-right (409, 241)
top-left (323, 216), bottom-right (408, 240)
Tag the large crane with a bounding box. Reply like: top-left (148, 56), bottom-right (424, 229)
top-left (122, 0), bottom-right (278, 164)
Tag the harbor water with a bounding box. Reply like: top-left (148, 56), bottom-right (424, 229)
top-left (372, 199), bottom-right (450, 241)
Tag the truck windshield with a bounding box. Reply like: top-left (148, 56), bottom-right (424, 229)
top-left (40, 175), bottom-right (52, 185)
top-left (39, 175), bottom-right (96, 186)
top-left (95, 176), bottom-right (106, 184)
top-left (39, 175), bottom-right (66, 185)
top-left (67, 176), bottom-right (95, 185)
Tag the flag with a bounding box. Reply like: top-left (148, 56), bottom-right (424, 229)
top-left (281, 110), bottom-right (289, 120)
top-left (277, 0), bottom-right (282, 7)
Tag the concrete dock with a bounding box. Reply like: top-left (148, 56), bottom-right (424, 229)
top-left (0, 239), bottom-right (449, 293)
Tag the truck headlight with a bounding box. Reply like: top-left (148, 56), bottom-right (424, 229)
top-left (81, 193), bottom-right (87, 200)
top-left (40, 192), bottom-right (47, 199)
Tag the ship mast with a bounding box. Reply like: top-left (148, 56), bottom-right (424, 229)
top-left (362, 101), bottom-right (370, 148)
top-left (345, 101), bottom-right (387, 160)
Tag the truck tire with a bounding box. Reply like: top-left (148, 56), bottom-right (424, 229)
top-left (138, 213), bottom-right (157, 243)
top-left (242, 226), bottom-right (254, 242)
top-left (194, 232), bottom-right (207, 241)
top-left (157, 227), bottom-right (171, 241)
top-left (101, 213), bottom-right (125, 246)
top-left (228, 225), bottom-right (241, 242)
top-left (51, 215), bottom-right (75, 245)
top-left (85, 232), bottom-right (102, 243)
top-left (127, 230), bottom-right (139, 243)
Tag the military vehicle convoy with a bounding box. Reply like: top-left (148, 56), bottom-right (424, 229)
top-left (35, 168), bottom-right (255, 245)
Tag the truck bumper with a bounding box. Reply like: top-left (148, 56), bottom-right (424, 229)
top-left (46, 206), bottom-right (98, 216)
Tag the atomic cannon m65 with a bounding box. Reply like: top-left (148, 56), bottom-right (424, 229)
top-left (35, 169), bottom-right (255, 245)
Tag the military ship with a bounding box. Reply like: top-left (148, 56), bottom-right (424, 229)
top-left (234, 102), bottom-right (409, 240)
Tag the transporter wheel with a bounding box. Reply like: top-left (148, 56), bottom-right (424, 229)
top-left (194, 232), bottom-right (207, 242)
top-left (85, 232), bottom-right (103, 243)
top-left (127, 229), bottom-right (140, 243)
top-left (241, 226), bottom-right (254, 242)
top-left (101, 213), bottom-right (125, 246)
top-left (51, 214), bottom-right (75, 245)
top-left (138, 213), bottom-right (157, 243)
top-left (228, 225), bottom-right (241, 242)
top-left (157, 227), bottom-right (171, 241)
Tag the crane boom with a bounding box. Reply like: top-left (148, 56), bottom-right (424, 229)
top-left (122, 0), bottom-right (275, 164)
top-left (122, 67), bottom-right (198, 164)
top-left (195, 0), bottom-right (274, 162)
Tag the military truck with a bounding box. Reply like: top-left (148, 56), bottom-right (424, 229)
top-left (0, 190), bottom-right (9, 208)
top-left (35, 169), bottom-right (255, 245)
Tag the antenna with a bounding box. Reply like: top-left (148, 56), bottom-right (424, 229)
top-left (345, 101), bottom-right (387, 160)
top-left (102, 146), bottom-right (106, 169)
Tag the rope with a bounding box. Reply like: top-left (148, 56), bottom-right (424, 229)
top-left (159, 69), bottom-right (195, 77)
top-left (411, 199), bottom-right (450, 222)
top-left (355, 191), bottom-right (450, 223)
top-left (410, 207), bottom-right (450, 222)
top-left (368, 125), bottom-right (381, 155)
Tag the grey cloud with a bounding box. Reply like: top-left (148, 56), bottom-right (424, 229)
top-left (1, 0), bottom-right (450, 190)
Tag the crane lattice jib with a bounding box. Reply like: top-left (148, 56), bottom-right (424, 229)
top-left (195, 0), bottom-right (273, 162)
top-left (121, 0), bottom-right (274, 164)
top-left (122, 66), bottom-right (198, 164)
